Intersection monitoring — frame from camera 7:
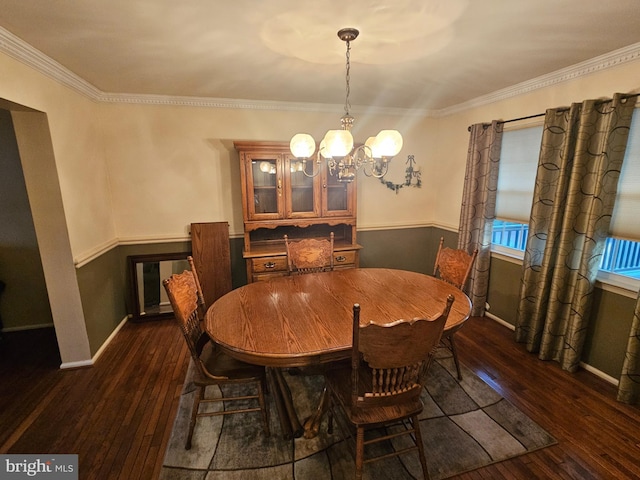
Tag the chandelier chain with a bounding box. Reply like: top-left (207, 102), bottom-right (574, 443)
top-left (344, 39), bottom-right (351, 117)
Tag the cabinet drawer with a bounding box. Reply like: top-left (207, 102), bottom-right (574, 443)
top-left (252, 271), bottom-right (289, 282)
top-left (333, 250), bottom-right (356, 267)
top-left (251, 256), bottom-right (288, 273)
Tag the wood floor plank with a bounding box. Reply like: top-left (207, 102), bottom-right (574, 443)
top-left (1, 315), bottom-right (639, 479)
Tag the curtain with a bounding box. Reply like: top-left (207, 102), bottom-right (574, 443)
top-left (458, 120), bottom-right (502, 316)
top-left (617, 293), bottom-right (640, 404)
top-left (515, 93), bottom-right (635, 372)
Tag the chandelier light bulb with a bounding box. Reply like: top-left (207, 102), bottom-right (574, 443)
top-left (323, 130), bottom-right (354, 158)
top-left (318, 140), bottom-right (332, 159)
top-left (365, 136), bottom-right (381, 159)
top-left (374, 130), bottom-right (403, 157)
top-left (290, 133), bottom-right (316, 158)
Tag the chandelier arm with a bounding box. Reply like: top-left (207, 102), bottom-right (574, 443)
top-left (362, 157), bottom-right (390, 178)
top-left (300, 154), bottom-right (322, 178)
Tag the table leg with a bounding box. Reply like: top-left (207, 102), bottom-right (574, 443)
top-left (267, 367), bottom-right (303, 439)
top-left (302, 384), bottom-right (330, 439)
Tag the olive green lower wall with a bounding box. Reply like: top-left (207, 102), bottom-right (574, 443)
top-left (77, 226), bottom-right (636, 381)
top-left (76, 247), bottom-right (128, 355)
top-left (357, 227), bottom-right (457, 274)
top-left (76, 241), bottom-right (190, 355)
top-left (486, 256), bottom-right (636, 379)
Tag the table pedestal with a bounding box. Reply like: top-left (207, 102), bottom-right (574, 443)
top-left (267, 368), bottom-right (303, 439)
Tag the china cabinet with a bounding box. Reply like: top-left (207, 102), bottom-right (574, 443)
top-left (235, 141), bottom-right (361, 282)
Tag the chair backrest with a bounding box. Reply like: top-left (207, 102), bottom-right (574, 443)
top-left (350, 294), bottom-right (454, 409)
top-left (187, 256), bottom-right (207, 315)
top-left (284, 232), bottom-right (334, 275)
top-left (433, 237), bottom-right (478, 290)
top-left (163, 270), bottom-right (209, 372)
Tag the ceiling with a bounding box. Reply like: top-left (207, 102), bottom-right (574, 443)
top-left (1, 0), bottom-right (640, 112)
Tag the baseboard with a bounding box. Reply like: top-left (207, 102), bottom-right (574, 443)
top-left (579, 362), bottom-right (619, 386)
top-left (92, 315), bottom-right (129, 363)
top-left (59, 315), bottom-right (129, 369)
top-left (484, 312), bottom-right (619, 387)
top-left (59, 359), bottom-right (93, 369)
top-left (485, 312), bottom-right (515, 330)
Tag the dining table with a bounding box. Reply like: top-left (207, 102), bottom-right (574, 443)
top-left (205, 267), bottom-right (472, 438)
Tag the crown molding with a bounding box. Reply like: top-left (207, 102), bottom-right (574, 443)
top-left (0, 27), bottom-right (103, 100)
top-left (97, 91), bottom-right (426, 116)
top-left (434, 42), bottom-right (640, 117)
top-left (2, 26), bottom-right (639, 116)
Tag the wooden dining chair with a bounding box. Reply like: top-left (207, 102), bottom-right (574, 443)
top-left (325, 295), bottom-right (454, 480)
top-left (186, 255), bottom-right (207, 318)
top-left (163, 268), bottom-right (270, 450)
top-left (284, 232), bottom-right (334, 275)
top-left (433, 236), bottom-right (478, 380)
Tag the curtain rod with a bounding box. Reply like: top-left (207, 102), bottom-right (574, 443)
top-left (467, 93), bottom-right (639, 132)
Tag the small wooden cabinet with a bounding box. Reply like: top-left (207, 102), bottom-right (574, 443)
top-left (236, 141), bottom-right (361, 282)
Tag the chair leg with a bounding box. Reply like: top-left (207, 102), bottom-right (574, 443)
top-left (257, 379), bottom-right (270, 436)
top-left (355, 426), bottom-right (365, 480)
top-left (449, 333), bottom-right (462, 380)
top-left (186, 385), bottom-right (204, 450)
top-left (412, 415), bottom-right (430, 480)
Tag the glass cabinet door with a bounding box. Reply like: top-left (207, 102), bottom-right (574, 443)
top-left (322, 165), bottom-right (354, 217)
top-left (286, 155), bottom-right (320, 217)
top-left (246, 155), bottom-right (283, 220)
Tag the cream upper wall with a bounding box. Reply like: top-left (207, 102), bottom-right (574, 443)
top-left (0, 52), bottom-right (116, 260)
top-left (2, 47), bottom-right (437, 261)
top-left (100, 103), bottom-right (438, 244)
top-left (431, 59), bottom-right (640, 229)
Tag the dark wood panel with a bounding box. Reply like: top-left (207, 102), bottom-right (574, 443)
top-left (1, 315), bottom-right (639, 479)
top-left (190, 222), bottom-right (233, 307)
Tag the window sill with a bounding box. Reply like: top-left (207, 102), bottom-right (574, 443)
top-left (595, 272), bottom-right (639, 298)
top-left (490, 249), bottom-right (640, 299)
top-left (491, 245), bottom-right (524, 264)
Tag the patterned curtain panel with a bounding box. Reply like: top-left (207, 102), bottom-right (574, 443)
top-left (458, 120), bottom-right (502, 316)
top-left (515, 93), bottom-right (635, 372)
top-left (617, 293), bottom-right (640, 404)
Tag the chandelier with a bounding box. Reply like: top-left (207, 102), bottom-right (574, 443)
top-left (289, 28), bottom-right (403, 183)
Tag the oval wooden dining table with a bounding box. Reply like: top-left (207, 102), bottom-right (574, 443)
top-left (205, 268), bottom-right (472, 438)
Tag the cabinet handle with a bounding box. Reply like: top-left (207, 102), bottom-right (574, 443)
top-left (336, 255), bottom-right (346, 263)
top-left (264, 262), bottom-right (276, 269)
top-left (278, 178), bottom-right (282, 197)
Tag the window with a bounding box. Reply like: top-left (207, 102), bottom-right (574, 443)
top-left (492, 111), bottom-right (640, 290)
top-left (492, 219), bottom-right (528, 251)
top-left (601, 237), bottom-right (640, 279)
top-left (493, 218), bottom-right (640, 281)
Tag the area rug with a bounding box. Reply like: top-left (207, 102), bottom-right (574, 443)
top-left (160, 356), bottom-right (556, 479)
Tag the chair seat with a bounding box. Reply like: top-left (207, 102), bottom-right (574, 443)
top-left (326, 365), bottom-right (423, 427)
top-left (196, 342), bottom-right (265, 384)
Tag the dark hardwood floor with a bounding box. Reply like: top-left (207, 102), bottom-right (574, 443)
top-left (1, 316), bottom-right (639, 479)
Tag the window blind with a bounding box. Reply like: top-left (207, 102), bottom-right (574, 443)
top-left (610, 109), bottom-right (640, 240)
top-left (495, 125), bottom-right (543, 223)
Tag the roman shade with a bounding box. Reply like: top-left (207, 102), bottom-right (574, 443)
top-left (495, 125), bottom-right (543, 223)
top-left (610, 109), bottom-right (640, 240)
